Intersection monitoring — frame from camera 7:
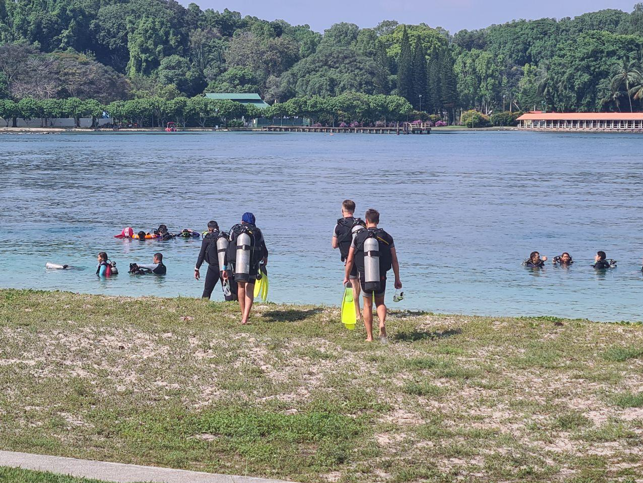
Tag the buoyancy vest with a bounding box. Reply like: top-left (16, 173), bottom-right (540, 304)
top-left (354, 228), bottom-right (393, 277)
top-left (336, 217), bottom-right (365, 261)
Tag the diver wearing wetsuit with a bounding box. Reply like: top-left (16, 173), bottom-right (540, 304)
top-left (593, 251), bottom-right (615, 270)
top-left (130, 253), bottom-right (166, 275)
top-left (195, 221), bottom-right (235, 300)
top-left (524, 251), bottom-right (547, 268)
top-left (553, 252), bottom-right (573, 266)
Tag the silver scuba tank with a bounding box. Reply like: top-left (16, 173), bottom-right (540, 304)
top-left (363, 235), bottom-right (381, 291)
top-left (235, 231), bottom-right (251, 282)
top-left (216, 235), bottom-right (229, 270)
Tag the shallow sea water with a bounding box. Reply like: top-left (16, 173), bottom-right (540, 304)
top-left (1, 130), bottom-right (642, 322)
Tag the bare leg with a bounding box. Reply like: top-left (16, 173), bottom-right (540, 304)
top-left (241, 282), bottom-right (255, 325)
top-left (375, 295), bottom-right (387, 338)
top-left (237, 282), bottom-right (246, 323)
top-left (362, 293), bottom-right (374, 341)
top-left (352, 279), bottom-right (362, 320)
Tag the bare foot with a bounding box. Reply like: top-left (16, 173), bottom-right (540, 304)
top-left (379, 327), bottom-right (387, 338)
top-left (241, 319), bottom-right (248, 325)
top-left (365, 337), bottom-right (374, 342)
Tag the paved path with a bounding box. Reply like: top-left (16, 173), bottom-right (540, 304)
top-left (0, 450), bottom-right (293, 483)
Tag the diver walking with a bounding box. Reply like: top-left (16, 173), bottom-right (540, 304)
top-left (332, 200), bottom-right (366, 320)
top-left (224, 213), bottom-right (268, 324)
top-left (195, 220), bottom-right (236, 301)
top-left (344, 209), bottom-right (402, 342)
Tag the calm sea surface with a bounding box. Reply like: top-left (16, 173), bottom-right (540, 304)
top-left (1, 131), bottom-right (642, 322)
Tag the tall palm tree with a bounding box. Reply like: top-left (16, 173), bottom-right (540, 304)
top-left (610, 58), bottom-right (639, 113)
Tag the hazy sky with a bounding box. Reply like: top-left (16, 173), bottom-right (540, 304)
top-left (184, 0), bottom-right (637, 33)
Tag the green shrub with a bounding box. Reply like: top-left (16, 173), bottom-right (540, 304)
top-left (490, 111), bottom-right (522, 126)
top-left (460, 109), bottom-right (491, 128)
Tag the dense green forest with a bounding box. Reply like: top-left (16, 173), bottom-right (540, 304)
top-left (2, 0), bottom-right (643, 126)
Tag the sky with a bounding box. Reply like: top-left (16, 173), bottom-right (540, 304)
top-left (183, 0), bottom-right (637, 33)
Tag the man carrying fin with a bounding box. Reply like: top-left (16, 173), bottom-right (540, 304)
top-left (332, 199), bottom-right (365, 320)
top-left (344, 209), bottom-right (402, 342)
top-left (223, 212), bottom-right (268, 324)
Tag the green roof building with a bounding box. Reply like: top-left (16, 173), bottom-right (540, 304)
top-left (204, 93), bottom-right (270, 109)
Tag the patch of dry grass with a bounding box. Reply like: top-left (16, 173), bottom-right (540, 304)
top-left (1, 289), bottom-right (643, 482)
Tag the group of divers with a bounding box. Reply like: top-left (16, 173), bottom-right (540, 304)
top-left (49, 200), bottom-right (641, 341)
top-left (524, 251), bottom-right (621, 270)
top-left (47, 203), bottom-right (402, 341)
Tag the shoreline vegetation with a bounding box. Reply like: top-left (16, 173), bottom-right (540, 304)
top-left (1, 289), bottom-right (642, 482)
top-left (0, 126), bottom-right (515, 134)
top-left (4, 5), bottom-right (643, 134)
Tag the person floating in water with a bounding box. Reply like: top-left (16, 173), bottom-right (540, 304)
top-left (96, 252), bottom-right (118, 277)
top-left (524, 251), bottom-right (547, 268)
top-left (129, 253), bottom-right (166, 275)
top-left (593, 251), bottom-right (616, 270)
top-left (223, 212), bottom-right (268, 325)
top-left (344, 209), bottom-right (402, 343)
top-left (332, 199), bottom-right (366, 321)
top-left (552, 252), bottom-right (573, 266)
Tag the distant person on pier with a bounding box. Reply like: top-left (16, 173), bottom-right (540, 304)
top-left (524, 251), bottom-right (547, 268)
top-left (332, 199), bottom-right (365, 320)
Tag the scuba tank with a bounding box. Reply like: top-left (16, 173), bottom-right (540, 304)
top-left (363, 236), bottom-right (381, 292)
top-left (235, 231), bottom-right (252, 282)
top-left (216, 233), bottom-right (229, 270)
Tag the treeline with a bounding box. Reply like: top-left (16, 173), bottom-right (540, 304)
top-left (0, 93), bottom-right (413, 128)
top-left (2, 0), bottom-right (643, 118)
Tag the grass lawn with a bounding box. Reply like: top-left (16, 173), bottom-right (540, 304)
top-left (0, 467), bottom-right (118, 483)
top-left (1, 289), bottom-right (642, 482)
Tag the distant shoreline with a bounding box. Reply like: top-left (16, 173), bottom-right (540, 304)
top-left (0, 126), bottom-right (517, 135)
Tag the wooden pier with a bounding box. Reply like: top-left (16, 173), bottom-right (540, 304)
top-left (263, 123), bottom-right (431, 135)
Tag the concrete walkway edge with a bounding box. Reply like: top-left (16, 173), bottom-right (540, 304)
top-left (0, 450), bottom-right (293, 483)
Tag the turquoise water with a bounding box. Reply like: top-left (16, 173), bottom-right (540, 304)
top-left (1, 131), bottom-right (643, 322)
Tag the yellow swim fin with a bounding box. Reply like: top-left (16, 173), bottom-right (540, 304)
top-left (260, 267), bottom-right (269, 302)
top-left (254, 264), bottom-right (268, 302)
top-left (341, 283), bottom-right (356, 330)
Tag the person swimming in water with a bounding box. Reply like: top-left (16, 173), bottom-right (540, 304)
top-left (553, 252), bottom-right (573, 266)
top-left (96, 252), bottom-right (118, 277)
top-left (524, 251), bottom-right (547, 268)
top-left (593, 251), bottom-right (616, 270)
top-left (129, 253), bottom-right (167, 275)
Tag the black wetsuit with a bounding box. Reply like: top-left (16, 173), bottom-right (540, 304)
top-left (593, 260), bottom-right (612, 270)
top-left (525, 260), bottom-right (545, 268)
top-left (135, 262), bottom-right (166, 275)
top-left (196, 232), bottom-right (219, 298)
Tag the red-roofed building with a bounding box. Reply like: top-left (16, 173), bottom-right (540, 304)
top-left (517, 112), bottom-right (643, 132)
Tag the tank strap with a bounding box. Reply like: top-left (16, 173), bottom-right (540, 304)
top-left (366, 250), bottom-right (380, 257)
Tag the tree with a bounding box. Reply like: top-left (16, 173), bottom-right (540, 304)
top-left (396, 27), bottom-right (412, 102)
top-left (0, 99), bottom-right (19, 127)
top-left (158, 55), bottom-right (206, 97)
top-left (427, 47), bottom-right (441, 114)
top-left (64, 97), bottom-right (84, 127)
top-left (439, 49), bottom-right (458, 120)
top-left (609, 58), bottom-right (640, 112)
top-left (411, 37), bottom-right (427, 110)
top-left (17, 97), bottom-right (40, 121)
